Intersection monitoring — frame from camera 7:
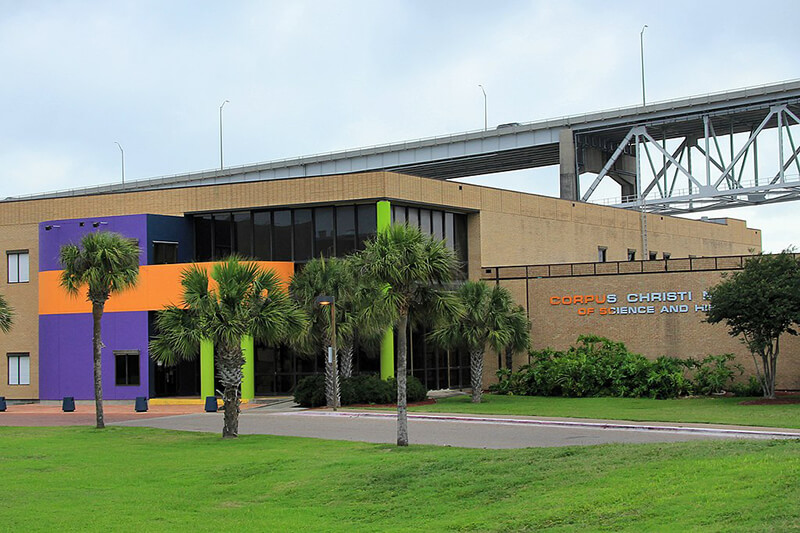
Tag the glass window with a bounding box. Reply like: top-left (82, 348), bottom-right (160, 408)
top-left (335, 206), bottom-right (356, 257)
top-left (314, 207), bottom-right (335, 258)
top-left (114, 351), bottom-right (140, 386)
top-left (649, 251), bottom-right (658, 261)
top-left (444, 212), bottom-right (454, 250)
top-left (213, 213), bottom-right (232, 259)
top-left (233, 212), bottom-right (252, 257)
top-left (663, 252), bottom-right (671, 260)
top-left (195, 215), bottom-right (213, 261)
top-left (598, 247), bottom-right (608, 263)
top-left (393, 205), bottom-right (406, 224)
top-left (7, 251), bottom-right (29, 284)
top-left (432, 211), bottom-right (444, 241)
top-left (153, 242), bottom-right (178, 265)
top-left (7, 353), bottom-right (30, 385)
top-left (273, 210), bottom-right (292, 261)
top-left (454, 214), bottom-right (468, 270)
top-left (627, 249), bottom-right (636, 261)
top-left (253, 211), bottom-right (272, 260)
top-left (419, 208), bottom-right (431, 234)
top-left (407, 207), bottom-right (420, 228)
top-left (293, 209), bottom-right (313, 262)
top-left (356, 204), bottom-right (377, 250)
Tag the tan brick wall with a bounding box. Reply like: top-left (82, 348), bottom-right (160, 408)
top-left (501, 270), bottom-right (800, 390)
top-left (0, 223), bottom-right (39, 399)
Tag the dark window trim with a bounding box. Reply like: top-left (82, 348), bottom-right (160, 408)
top-left (7, 352), bottom-right (30, 386)
top-left (7, 250), bottom-right (30, 284)
top-left (114, 350), bottom-right (141, 387)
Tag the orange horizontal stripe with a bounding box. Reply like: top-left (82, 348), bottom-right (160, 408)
top-left (39, 261), bottom-right (294, 315)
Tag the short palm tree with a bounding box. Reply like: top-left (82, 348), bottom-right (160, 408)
top-left (290, 256), bottom-right (394, 407)
top-left (353, 224), bottom-right (459, 446)
top-left (150, 257), bottom-right (307, 438)
top-left (0, 293), bottom-right (13, 333)
top-left (431, 281), bottom-right (530, 403)
top-left (59, 231), bottom-right (140, 428)
top-left (290, 256), bottom-right (354, 408)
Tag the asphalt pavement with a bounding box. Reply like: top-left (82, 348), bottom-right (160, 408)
top-left (112, 403), bottom-right (800, 448)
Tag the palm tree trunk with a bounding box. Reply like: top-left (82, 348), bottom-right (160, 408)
top-left (397, 312), bottom-right (408, 446)
top-left (470, 348), bottom-right (484, 403)
top-left (324, 345), bottom-right (339, 408)
top-left (92, 301), bottom-right (105, 429)
top-left (340, 344), bottom-right (354, 379)
top-left (217, 344), bottom-right (244, 438)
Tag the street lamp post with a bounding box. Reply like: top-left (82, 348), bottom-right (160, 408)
top-left (640, 25), bottom-right (648, 106)
top-left (478, 84), bottom-right (487, 131)
top-left (315, 295), bottom-right (340, 410)
top-left (219, 99), bottom-right (229, 170)
top-left (114, 142), bottom-right (125, 185)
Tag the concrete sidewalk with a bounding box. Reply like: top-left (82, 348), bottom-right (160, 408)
top-left (112, 407), bottom-right (800, 448)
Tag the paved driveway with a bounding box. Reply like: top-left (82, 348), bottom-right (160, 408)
top-left (113, 407), bottom-right (800, 448)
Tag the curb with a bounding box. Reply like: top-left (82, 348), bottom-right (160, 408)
top-left (285, 411), bottom-right (800, 439)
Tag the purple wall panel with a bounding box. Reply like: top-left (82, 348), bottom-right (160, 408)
top-left (39, 311), bottom-right (150, 400)
top-left (39, 214), bottom-right (148, 272)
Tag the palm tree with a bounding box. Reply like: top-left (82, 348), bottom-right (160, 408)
top-left (0, 293), bottom-right (13, 333)
top-left (289, 256), bottom-right (354, 408)
top-left (59, 231), bottom-right (140, 429)
top-left (353, 224), bottom-right (458, 446)
top-left (150, 257), bottom-right (307, 438)
top-left (290, 256), bottom-right (394, 407)
top-left (431, 281), bottom-right (530, 403)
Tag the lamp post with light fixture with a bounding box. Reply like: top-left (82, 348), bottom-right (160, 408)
top-left (315, 294), bottom-right (340, 409)
top-left (219, 99), bottom-right (229, 170)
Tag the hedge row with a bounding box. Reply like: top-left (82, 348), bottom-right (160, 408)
top-left (489, 335), bottom-right (757, 399)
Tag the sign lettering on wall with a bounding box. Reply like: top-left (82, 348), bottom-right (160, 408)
top-left (549, 291), bottom-right (711, 316)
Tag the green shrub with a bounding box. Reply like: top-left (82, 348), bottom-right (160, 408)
top-left (293, 375), bottom-right (327, 407)
top-left (342, 375), bottom-right (394, 405)
top-left (731, 376), bottom-right (763, 397)
top-left (490, 336), bottom-right (745, 400)
top-left (295, 374), bottom-right (428, 407)
top-left (691, 353), bottom-right (744, 395)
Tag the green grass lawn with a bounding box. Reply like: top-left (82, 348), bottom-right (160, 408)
top-left (406, 394), bottom-right (800, 429)
top-left (1, 427), bottom-right (798, 532)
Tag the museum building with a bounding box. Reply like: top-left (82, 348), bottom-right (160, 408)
top-left (0, 170), bottom-right (768, 400)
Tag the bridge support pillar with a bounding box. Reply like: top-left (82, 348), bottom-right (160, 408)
top-left (559, 128), bottom-right (578, 200)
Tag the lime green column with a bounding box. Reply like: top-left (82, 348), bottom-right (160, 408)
top-left (200, 339), bottom-right (215, 399)
top-left (377, 200), bottom-right (395, 380)
top-left (241, 335), bottom-right (255, 401)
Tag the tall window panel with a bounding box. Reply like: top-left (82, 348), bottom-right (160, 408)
top-left (253, 211), bottom-right (272, 260)
top-left (233, 212), bottom-right (252, 257)
top-left (335, 206), bottom-right (356, 256)
top-left (419, 209), bottom-right (431, 234)
top-left (356, 204), bottom-right (377, 250)
top-left (195, 215), bottom-right (213, 261)
top-left (293, 209), bottom-right (313, 262)
top-left (273, 210), bottom-right (292, 261)
top-left (314, 207), bottom-right (335, 258)
top-left (213, 213), bottom-right (232, 259)
top-left (432, 210), bottom-right (445, 241)
top-left (7, 251), bottom-right (29, 284)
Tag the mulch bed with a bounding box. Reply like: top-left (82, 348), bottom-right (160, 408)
top-left (341, 399), bottom-right (438, 409)
top-left (739, 392), bottom-right (800, 405)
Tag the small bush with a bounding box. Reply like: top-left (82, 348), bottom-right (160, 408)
top-left (293, 375), bottom-right (327, 407)
top-left (692, 353), bottom-right (744, 395)
top-left (731, 376), bottom-right (763, 397)
top-left (294, 374), bottom-right (428, 407)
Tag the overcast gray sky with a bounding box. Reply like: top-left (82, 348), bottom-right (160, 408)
top-left (2, 1), bottom-right (798, 251)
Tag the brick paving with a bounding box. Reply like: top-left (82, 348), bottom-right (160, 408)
top-left (0, 402), bottom-right (260, 427)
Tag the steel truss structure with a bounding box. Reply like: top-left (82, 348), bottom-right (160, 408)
top-left (580, 103), bottom-right (800, 214)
